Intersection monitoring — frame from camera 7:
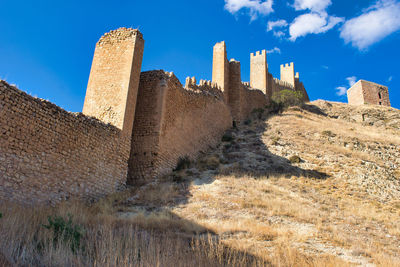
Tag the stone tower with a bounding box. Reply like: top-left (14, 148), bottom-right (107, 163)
top-left (280, 62), bottom-right (295, 88)
top-left (250, 50), bottom-right (268, 95)
top-left (212, 41), bottom-right (229, 94)
top-left (347, 80), bottom-right (391, 106)
top-left (82, 28), bottom-right (145, 137)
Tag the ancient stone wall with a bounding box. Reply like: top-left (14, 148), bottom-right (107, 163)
top-left (128, 71), bottom-right (232, 182)
top-left (0, 81), bottom-right (130, 204)
top-left (83, 28), bottom-right (144, 136)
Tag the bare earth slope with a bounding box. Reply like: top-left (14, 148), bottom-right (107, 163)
top-left (118, 101), bottom-right (400, 266)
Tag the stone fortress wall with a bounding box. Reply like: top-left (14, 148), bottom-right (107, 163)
top-left (0, 27), bottom-right (309, 204)
top-left (0, 81), bottom-right (131, 204)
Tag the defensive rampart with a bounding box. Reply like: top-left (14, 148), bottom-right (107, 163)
top-left (0, 81), bottom-right (130, 204)
top-left (0, 27), bottom-right (309, 204)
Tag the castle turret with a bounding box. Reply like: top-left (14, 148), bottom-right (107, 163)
top-left (250, 50), bottom-right (268, 95)
top-left (280, 62), bottom-right (295, 88)
top-left (212, 41), bottom-right (229, 96)
top-left (83, 28), bottom-right (144, 137)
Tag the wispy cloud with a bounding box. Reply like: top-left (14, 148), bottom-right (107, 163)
top-left (224, 0), bottom-right (274, 20)
top-left (321, 65), bottom-right (329, 69)
top-left (267, 19), bottom-right (287, 31)
top-left (335, 86), bottom-right (347, 96)
top-left (266, 47), bottom-right (281, 54)
top-left (340, 0), bottom-right (400, 50)
top-left (346, 76), bottom-right (357, 87)
top-left (388, 76), bottom-right (393, 82)
top-left (267, 19), bottom-right (288, 38)
top-left (336, 76), bottom-right (357, 96)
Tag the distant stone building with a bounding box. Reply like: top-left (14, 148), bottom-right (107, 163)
top-left (347, 80), bottom-right (391, 107)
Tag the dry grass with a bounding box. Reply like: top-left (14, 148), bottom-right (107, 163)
top-left (0, 202), bottom-right (269, 266)
top-left (2, 101), bottom-right (399, 266)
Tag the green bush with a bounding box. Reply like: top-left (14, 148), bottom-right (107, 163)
top-left (0, 212), bottom-right (2, 218)
top-left (271, 89), bottom-right (305, 108)
top-left (174, 156), bottom-right (191, 171)
top-left (221, 132), bottom-right (234, 142)
top-left (244, 119), bottom-right (252, 125)
top-left (289, 155), bottom-right (301, 164)
top-left (42, 214), bottom-right (84, 253)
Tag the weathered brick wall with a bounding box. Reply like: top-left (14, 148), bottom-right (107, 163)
top-left (128, 70), bottom-right (232, 182)
top-left (347, 80), bottom-right (391, 107)
top-left (0, 81), bottom-right (130, 204)
top-left (360, 80), bottom-right (390, 106)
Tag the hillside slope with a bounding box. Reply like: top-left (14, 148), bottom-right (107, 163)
top-left (119, 101), bottom-right (400, 266)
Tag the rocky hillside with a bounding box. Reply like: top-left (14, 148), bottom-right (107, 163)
top-left (118, 101), bottom-right (400, 266)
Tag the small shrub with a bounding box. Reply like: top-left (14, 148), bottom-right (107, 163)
top-left (222, 132), bottom-right (234, 142)
top-left (200, 155), bottom-right (220, 170)
top-left (321, 130), bottom-right (336, 137)
top-left (270, 136), bottom-right (280, 145)
top-left (244, 119), bottom-right (252, 125)
top-left (42, 214), bottom-right (84, 253)
top-left (0, 212), bottom-right (2, 218)
top-left (174, 156), bottom-right (191, 171)
top-left (289, 155), bottom-right (301, 164)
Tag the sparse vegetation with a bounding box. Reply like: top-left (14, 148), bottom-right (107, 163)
top-left (321, 130), bottom-right (336, 137)
top-left (221, 132), bottom-right (234, 142)
top-left (174, 156), bottom-right (191, 171)
top-left (289, 155), bottom-right (301, 163)
top-left (271, 89), bottom-right (305, 108)
top-left (42, 214), bottom-right (84, 253)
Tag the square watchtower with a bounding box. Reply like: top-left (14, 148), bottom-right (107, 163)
top-left (347, 80), bottom-right (391, 107)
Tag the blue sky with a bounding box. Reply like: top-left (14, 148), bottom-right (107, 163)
top-left (0, 0), bottom-right (399, 111)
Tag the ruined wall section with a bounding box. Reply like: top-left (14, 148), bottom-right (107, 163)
top-left (347, 81), bottom-right (364, 105)
top-left (360, 80), bottom-right (390, 106)
top-left (129, 71), bottom-right (232, 181)
top-left (184, 76), bottom-right (223, 98)
top-left (83, 28), bottom-right (144, 136)
top-left (0, 81), bottom-right (130, 204)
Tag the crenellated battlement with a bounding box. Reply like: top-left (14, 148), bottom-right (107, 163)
top-left (184, 75), bottom-right (223, 98)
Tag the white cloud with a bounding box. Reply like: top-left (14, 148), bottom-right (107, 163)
top-left (293, 0), bottom-right (332, 13)
top-left (336, 86), bottom-right (347, 96)
top-left (289, 13), bottom-right (344, 41)
top-left (267, 19), bottom-right (288, 31)
top-left (336, 76), bottom-right (357, 96)
top-left (266, 47), bottom-right (281, 54)
top-left (267, 19), bottom-right (288, 37)
top-left (340, 0), bottom-right (400, 50)
top-left (273, 31), bottom-right (286, 38)
top-left (321, 65), bottom-right (329, 69)
top-left (224, 0), bottom-right (274, 20)
top-left (346, 76), bottom-right (357, 87)
top-left (388, 76), bottom-right (393, 82)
